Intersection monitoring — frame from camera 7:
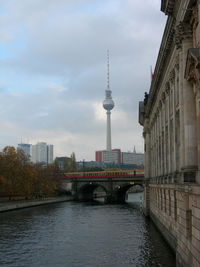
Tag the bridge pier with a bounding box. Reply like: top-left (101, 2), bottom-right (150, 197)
top-left (105, 191), bottom-right (127, 204)
top-left (104, 194), bottom-right (114, 204)
top-left (77, 191), bottom-right (94, 202)
top-left (72, 187), bottom-right (95, 202)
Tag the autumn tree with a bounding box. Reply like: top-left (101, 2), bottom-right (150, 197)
top-left (0, 146), bottom-right (60, 199)
top-left (34, 164), bottom-right (60, 197)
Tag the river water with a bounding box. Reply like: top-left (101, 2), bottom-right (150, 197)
top-left (0, 193), bottom-right (175, 267)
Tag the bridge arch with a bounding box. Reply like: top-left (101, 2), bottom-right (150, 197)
top-left (113, 183), bottom-right (144, 203)
top-left (77, 183), bottom-right (107, 202)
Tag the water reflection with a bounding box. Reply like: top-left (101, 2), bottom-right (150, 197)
top-left (0, 193), bottom-right (175, 267)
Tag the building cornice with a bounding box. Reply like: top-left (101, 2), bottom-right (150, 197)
top-left (161, 0), bottom-right (175, 15)
top-left (145, 16), bottom-right (175, 117)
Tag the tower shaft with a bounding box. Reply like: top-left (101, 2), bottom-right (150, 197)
top-left (106, 110), bottom-right (112, 151)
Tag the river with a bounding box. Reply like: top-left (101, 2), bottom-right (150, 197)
top-left (0, 193), bottom-right (175, 267)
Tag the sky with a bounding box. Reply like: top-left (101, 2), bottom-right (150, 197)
top-left (0, 0), bottom-right (167, 161)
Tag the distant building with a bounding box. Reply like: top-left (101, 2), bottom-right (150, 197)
top-left (17, 143), bottom-right (31, 159)
top-left (47, 144), bottom-right (54, 164)
top-left (95, 148), bottom-right (144, 166)
top-left (95, 149), bottom-right (121, 164)
top-left (77, 160), bottom-right (138, 171)
top-left (31, 142), bottom-right (53, 164)
top-left (112, 149), bottom-right (122, 163)
top-left (122, 152), bottom-right (144, 166)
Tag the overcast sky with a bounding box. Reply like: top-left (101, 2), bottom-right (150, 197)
top-left (0, 0), bottom-right (166, 161)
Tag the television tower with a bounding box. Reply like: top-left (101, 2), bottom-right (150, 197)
top-left (103, 50), bottom-right (115, 151)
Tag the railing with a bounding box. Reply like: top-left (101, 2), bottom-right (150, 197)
top-left (61, 169), bottom-right (144, 179)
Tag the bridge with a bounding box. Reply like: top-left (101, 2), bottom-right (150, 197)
top-left (59, 169), bottom-right (144, 203)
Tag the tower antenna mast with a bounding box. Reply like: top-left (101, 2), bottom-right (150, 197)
top-left (107, 49), bottom-right (110, 90)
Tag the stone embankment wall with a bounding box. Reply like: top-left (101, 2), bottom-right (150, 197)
top-left (0, 196), bottom-right (73, 213)
top-left (147, 184), bottom-right (200, 267)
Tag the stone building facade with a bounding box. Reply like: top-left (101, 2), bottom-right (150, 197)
top-left (139, 1), bottom-right (200, 266)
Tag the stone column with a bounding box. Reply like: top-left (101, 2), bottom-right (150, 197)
top-left (170, 117), bottom-right (174, 173)
top-left (143, 120), bottom-right (151, 178)
top-left (184, 52), bottom-right (200, 184)
top-left (151, 123), bottom-right (154, 177)
top-left (175, 63), bottom-right (181, 173)
top-left (155, 115), bottom-right (158, 177)
top-left (161, 96), bottom-right (166, 176)
top-left (166, 84), bottom-right (171, 174)
top-left (176, 22), bottom-right (198, 182)
top-left (178, 51), bottom-right (185, 173)
top-left (182, 42), bottom-right (197, 182)
top-left (153, 123), bottom-right (156, 177)
top-left (170, 69), bottom-right (177, 172)
top-left (155, 116), bottom-right (158, 177)
top-left (143, 120), bottom-right (151, 216)
top-left (158, 106), bottom-right (162, 176)
top-left (196, 91), bottom-right (200, 183)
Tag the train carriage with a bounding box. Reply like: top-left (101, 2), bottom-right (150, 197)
top-left (63, 169), bottom-right (144, 179)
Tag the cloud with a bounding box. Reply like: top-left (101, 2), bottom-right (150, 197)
top-left (0, 0), bottom-right (166, 160)
top-left (48, 83), bottom-right (68, 93)
top-left (92, 101), bottom-right (106, 122)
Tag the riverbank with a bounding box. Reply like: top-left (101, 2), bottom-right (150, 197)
top-left (0, 196), bottom-right (73, 213)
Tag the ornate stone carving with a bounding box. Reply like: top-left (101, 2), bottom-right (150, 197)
top-left (174, 22), bottom-right (193, 49)
top-left (169, 69), bottom-right (175, 83)
top-left (175, 63), bottom-right (179, 71)
top-left (144, 92), bottom-right (149, 105)
top-left (159, 100), bottom-right (162, 109)
top-left (185, 48), bottom-right (200, 88)
top-left (174, 54), bottom-right (180, 71)
top-left (161, 91), bottom-right (166, 102)
top-left (165, 82), bottom-right (170, 94)
top-left (139, 101), bottom-right (145, 126)
top-left (190, 5), bottom-right (199, 30)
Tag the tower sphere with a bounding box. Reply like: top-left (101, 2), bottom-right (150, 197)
top-left (103, 99), bottom-right (114, 111)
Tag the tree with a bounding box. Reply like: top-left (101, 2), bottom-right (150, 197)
top-left (34, 164), bottom-right (60, 197)
top-left (0, 175), bottom-right (11, 197)
top-left (0, 146), bottom-right (60, 199)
